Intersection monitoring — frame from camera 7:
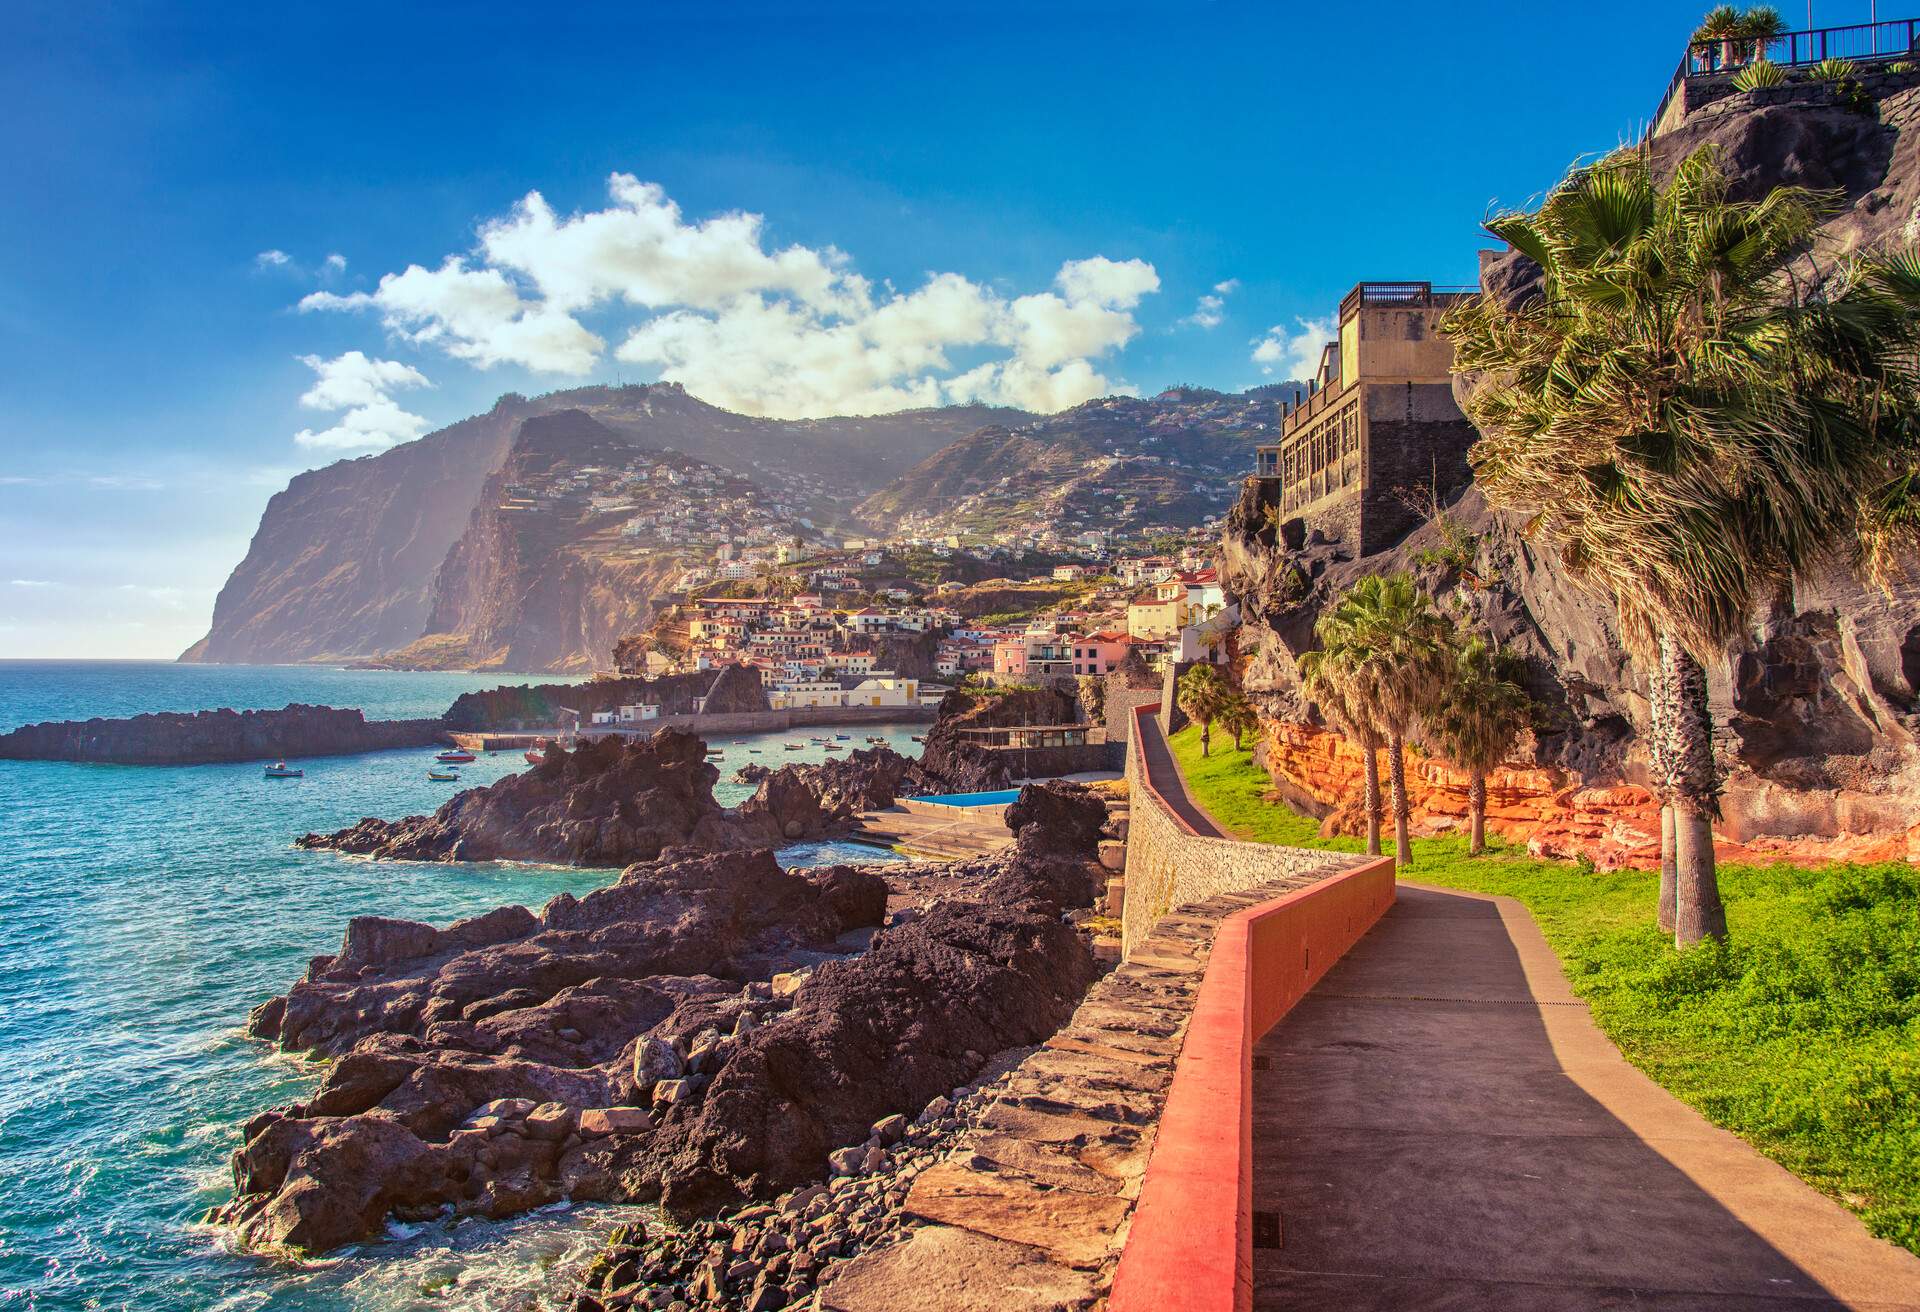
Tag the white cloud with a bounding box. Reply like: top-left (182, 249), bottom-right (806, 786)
top-left (292, 351), bottom-right (434, 453)
top-left (1252, 316), bottom-right (1336, 380)
top-left (9, 578), bottom-right (54, 587)
top-left (255, 249), bottom-right (292, 268)
top-left (323, 253), bottom-right (347, 275)
top-left (300, 174), bottom-right (1160, 417)
top-left (1184, 278), bottom-right (1241, 330)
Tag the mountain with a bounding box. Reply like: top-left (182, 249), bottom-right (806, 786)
top-left (184, 385), bottom-right (1024, 668)
top-left (855, 387), bottom-right (1292, 542)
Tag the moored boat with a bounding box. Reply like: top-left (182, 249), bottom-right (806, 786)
top-left (436, 749), bottom-right (476, 763)
top-left (262, 761), bottom-right (302, 779)
top-left (427, 767), bottom-right (460, 781)
top-left (783, 742), bottom-right (805, 750)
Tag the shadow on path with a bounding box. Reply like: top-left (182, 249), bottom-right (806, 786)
top-left (1252, 884), bottom-right (1920, 1311)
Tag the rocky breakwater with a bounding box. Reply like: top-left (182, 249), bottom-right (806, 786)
top-left (215, 781), bottom-right (1110, 1272)
top-left (299, 730), bottom-right (918, 864)
top-left (0, 703), bottom-right (446, 766)
top-left (570, 782), bottom-right (1112, 1312)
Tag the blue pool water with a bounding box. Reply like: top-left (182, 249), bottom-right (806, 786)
top-left (0, 662), bottom-right (915, 1311)
top-left (911, 788), bottom-right (1022, 807)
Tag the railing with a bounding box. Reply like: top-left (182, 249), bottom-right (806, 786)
top-left (1337, 280), bottom-right (1479, 319)
top-left (1653, 17), bottom-right (1920, 135)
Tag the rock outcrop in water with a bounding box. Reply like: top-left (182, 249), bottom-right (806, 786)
top-left (217, 782), bottom-right (1108, 1257)
top-left (298, 730), bottom-right (920, 864)
top-left (0, 703), bottom-right (446, 765)
top-left (913, 685), bottom-right (1082, 792)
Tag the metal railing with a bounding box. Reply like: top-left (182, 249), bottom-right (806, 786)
top-left (1337, 281), bottom-right (1479, 318)
top-left (1653, 17), bottom-right (1920, 134)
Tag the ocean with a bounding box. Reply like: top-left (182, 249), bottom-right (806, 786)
top-left (0, 662), bottom-right (912, 1311)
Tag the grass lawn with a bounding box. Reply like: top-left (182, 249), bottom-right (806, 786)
top-left (1166, 724), bottom-right (1920, 1253)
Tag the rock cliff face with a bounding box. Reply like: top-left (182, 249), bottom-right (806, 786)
top-left (186, 385), bottom-right (1020, 671)
top-left (184, 398), bottom-right (534, 664)
top-left (1226, 82), bottom-right (1920, 860)
top-left (218, 782), bottom-right (1107, 1255)
top-left (0, 703), bottom-right (445, 765)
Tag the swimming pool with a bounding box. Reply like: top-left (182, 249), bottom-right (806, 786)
top-left (910, 788), bottom-right (1023, 807)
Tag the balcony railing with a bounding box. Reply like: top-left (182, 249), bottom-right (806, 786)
top-left (1654, 17), bottom-right (1920, 133)
top-left (1338, 281), bottom-right (1479, 319)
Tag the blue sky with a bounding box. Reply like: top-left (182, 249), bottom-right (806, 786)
top-left (0, 0), bottom-right (1872, 658)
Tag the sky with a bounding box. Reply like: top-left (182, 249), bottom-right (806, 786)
top-left (0, 0), bottom-right (1879, 659)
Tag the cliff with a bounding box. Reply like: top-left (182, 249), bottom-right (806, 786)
top-left (0, 704), bottom-right (446, 765)
top-left (1224, 78), bottom-right (1920, 858)
top-left (186, 385), bottom-right (1022, 671)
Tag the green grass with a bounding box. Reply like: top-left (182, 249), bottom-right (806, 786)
top-left (1166, 724), bottom-right (1920, 1253)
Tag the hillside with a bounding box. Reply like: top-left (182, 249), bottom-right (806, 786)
top-left (856, 386), bottom-right (1298, 543)
top-left (183, 385), bottom-right (1026, 668)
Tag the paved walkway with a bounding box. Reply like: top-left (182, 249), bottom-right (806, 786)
top-left (1252, 883), bottom-right (1920, 1311)
top-left (1134, 712), bottom-right (1228, 837)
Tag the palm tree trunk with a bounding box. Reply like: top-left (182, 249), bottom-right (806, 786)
top-left (1362, 738), bottom-right (1382, 857)
top-left (1659, 633), bottom-right (1727, 946)
top-left (1388, 729), bottom-right (1413, 867)
top-left (1659, 805), bottom-right (1678, 933)
top-left (1469, 771), bottom-right (1487, 856)
top-left (1200, 720), bottom-right (1211, 757)
top-left (1648, 649), bottom-right (1677, 933)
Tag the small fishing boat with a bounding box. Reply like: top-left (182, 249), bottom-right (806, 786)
top-left (783, 742), bottom-right (806, 751)
top-left (731, 740), bottom-right (747, 746)
top-left (262, 762), bottom-right (302, 779)
top-left (911, 735), bottom-right (925, 743)
top-left (427, 767), bottom-right (461, 782)
top-left (824, 744), bottom-right (843, 752)
top-left (834, 734), bottom-right (851, 741)
top-left (525, 748), bottom-right (546, 765)
top-left (435, 749), bottom-right (476, 763)
top-left (748, 748), bottom-right (762, 754)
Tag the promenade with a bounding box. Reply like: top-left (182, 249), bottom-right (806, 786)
top-left (1122, 717), bottom-right (1920, 1311)
top-left (1248, 888), bottom-right (1920, 1310)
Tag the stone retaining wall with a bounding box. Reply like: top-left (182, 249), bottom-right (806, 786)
top-left (1121, 708), bottom-right (1362, 956)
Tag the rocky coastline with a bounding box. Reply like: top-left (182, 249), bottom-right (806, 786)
top-left (0, 703), bottom-right (446, 766)
top-left (297, 730), bottom-right (922, 865)
top-left (214, 780), bottom-right (1112, 1274)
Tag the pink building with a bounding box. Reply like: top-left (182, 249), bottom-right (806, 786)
top-left (993, 637), bottom-right (1029, 676)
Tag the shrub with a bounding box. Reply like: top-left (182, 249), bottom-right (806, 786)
top-left (1809, 56), bottom-right (1858, 80)
top-left (1732, 58), bottom-right (1787, 89)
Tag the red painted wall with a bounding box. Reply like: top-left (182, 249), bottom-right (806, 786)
top-left (1108, 858), bottom-right (1396, 1312)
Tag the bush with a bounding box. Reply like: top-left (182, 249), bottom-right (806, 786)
top-left (1732, 58), bottom-right (1787, 88)
top-left (1809, 56), bottom-right (1858, 79)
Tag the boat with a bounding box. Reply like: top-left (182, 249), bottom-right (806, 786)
top-left (427, 767), bottom-right (461, 781)
top-left (436, 749), bottom-right (476, 763)
top-left (748, 748), bottom-right (762, 754)
top-left (731, 740), bottom-right (747, 746)
top-left (824, 744), bottom-right (843, 752)
top-left (783, 742), bottom-right (806, 751)
top-left (525, 748), bottom-right (546, 765)
top-left (834, 734), bottom-right (851, 740)
top-left (865, 736), bottom-right (885, 744)
top-left (912, 735), bottom-right (925, 743)
top-left (262, 762), bottom-right (302, 779)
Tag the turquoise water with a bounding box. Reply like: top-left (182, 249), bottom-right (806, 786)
top-left (911, 789), bottom-right (1021, 807)
top-left (0, 663), bottom-right (913, 1311)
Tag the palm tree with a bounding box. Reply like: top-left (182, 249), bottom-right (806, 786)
top-left (1737, 5), bottom-right (1785, 63)
top-left (1693, 4), bottom-right (1744, 69)
top-left (1299, 631), bottom-right (1386, 857)
top-left (1300, 575), bottom-right (1455, 866)
top-left (1426, 635), bottom-right (1533, 856)
top-left (1219, 690), bottom-right (1260, 752)
top-left (1177, 662), bottom-right (1229, 756)
top-left (1444, 147), bottom-right (1920, 945)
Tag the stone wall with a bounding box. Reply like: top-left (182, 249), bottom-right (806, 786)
top-left (1103, 659), bottom-right (1165, 744)
top-left (1121, 710), bottom-right (1361, 956)
top-left (1358, 382), bottom-right (1477, 553)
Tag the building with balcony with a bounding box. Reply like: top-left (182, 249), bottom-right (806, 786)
top-left (1251, 281), bottom-right (1479, 556)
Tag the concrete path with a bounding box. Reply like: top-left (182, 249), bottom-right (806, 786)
top-left (1133, 713), bottom-right (1228, 838)
top-left (1252, 883), bottom-right (1920, 1311)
